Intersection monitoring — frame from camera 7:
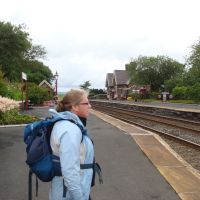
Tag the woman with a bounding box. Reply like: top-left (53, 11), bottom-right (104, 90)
top-left (49, 89), bottom-right (95, 200)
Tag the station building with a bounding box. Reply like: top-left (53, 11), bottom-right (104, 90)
top-left (106, 70), bottom-right (151, 100)
top-left (106, 70), bottom-right (130, 100)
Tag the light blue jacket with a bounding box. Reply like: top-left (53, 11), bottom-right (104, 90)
top-left (48, 109), bottom-right (94, 200)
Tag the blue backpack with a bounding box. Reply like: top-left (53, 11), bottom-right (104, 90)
top-left (24, 116), bottom-right (103, 200)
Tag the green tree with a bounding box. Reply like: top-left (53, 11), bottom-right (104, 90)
top-left (0, 22), bottom-right (30, 81)
top-left (164, 75), bottom-right (184, 92)
top-left (0, 21), bottom-right (48, 82)
top-left (185, 38), bottom-right (200, 85)
top-left (186, 83), bottom-right (200, 101)
top-left (0, 67), bottom-right (4, 80)
top-left (187, 38), bottom-right (200, 69)
top-left (80, 80), bottom-right (91, 90)
top-left (126, 55), bottom-right (184, 91)
top-left (89, 88), bottom-right (106, 95)
top-left (0, 81), bottom-right (8, 97)
top-left (89, 88), bottom-right (106, 97)
top-left (125, 60), bottom-right (137, 84)
top-left (23, 60), bottom-right (53, 84)
top-left (24, 44), bottom-right (46, 60)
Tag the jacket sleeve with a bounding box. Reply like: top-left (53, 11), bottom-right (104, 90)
top-left (59, 123), bottom-right (83, 200)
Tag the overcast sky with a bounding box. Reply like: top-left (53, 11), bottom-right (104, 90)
top-left (1, 0), bottom-right (200, 92)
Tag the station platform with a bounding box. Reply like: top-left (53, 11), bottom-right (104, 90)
top-left (89, 109), bottom-right (200, 200)
top-left (91, 99), bottom-right (200, 113)
top-left (0, 107), bottom-right (200, 200)
top-left (126, 101), bottom-right (200, 113)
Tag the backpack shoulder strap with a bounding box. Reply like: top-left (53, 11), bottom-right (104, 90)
top-left (66, 119), bottom-right (86, 141)
top-left (51, 117), bottom-right (85, 142)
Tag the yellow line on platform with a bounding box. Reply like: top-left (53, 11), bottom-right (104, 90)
top-left (90, 109), bottom-right (200, 200)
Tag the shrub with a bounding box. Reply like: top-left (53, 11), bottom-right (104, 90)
top-left (127, 97), bottom-right (133, 101)
top-left (186, 83), bottom-right (200, 102)
top-left (0, 108), bottom-right (39, 125)
top-left (27, 83), bottom-right (52, 105)
top-left (91, 94), bottom-right (107, 99)
top-left (0, 96), bottom-right (38, 125)
top-left (0, 96), bottom-right (19, 113)
top-left (172, 86), bottom-right (187, 99)
top-left (6, 83), bottom-right (21, 100)
top-left (129, 92), bottom-right (139, 100)
top-left (0, 81), bottom-right (8, 97)
top-left (0, 81), bottom-right (21, 100)
top-left (149, 92), bottom-right (160, 99)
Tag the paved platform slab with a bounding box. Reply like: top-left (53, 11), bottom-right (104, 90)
top-left (90, 110), bottom-right (200, 200)
top-left (89, 111), bottom-right (181, 200)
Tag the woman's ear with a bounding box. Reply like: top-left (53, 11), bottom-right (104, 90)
top-left (71, 104), bottom-right (79, 114)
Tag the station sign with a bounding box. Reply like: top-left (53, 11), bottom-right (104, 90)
top-left (22, 72), bottom-right (27, 81)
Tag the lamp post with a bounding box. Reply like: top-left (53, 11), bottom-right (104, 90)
top-left (21, 72), bottom-right (27, 111)
top-left (54, 71), bottom-right (59, 96)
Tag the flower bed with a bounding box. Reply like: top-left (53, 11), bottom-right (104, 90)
top-left (0, 96), bottom-right (19, 113)
top-left (0, 96), bottom-right (39, 125)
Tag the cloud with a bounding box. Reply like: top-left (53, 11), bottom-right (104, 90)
top-left (0, 0), bottom-right (200, 91)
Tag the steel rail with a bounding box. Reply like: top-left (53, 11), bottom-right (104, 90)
top-left (92, 106), bottom-right (200, 151)
top-left (92, 104), bottom-right (200, 133)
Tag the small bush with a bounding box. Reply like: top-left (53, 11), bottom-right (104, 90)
top-left (149, 92), bottom-right (160, 99)
top-left (186, 83), bottom-right (200, 102)
top-left (0, 96), bottom-right (19, 113)
top-left (127, 97), bottom-right (133, 101)
top-left (0, 81), bottom-right (8, 97)
top-left (129, 92), bottom-right (139, 100)
top-left (172, 86), bottom-right (187, 99)
top-left (27, 83), bottom-right (52, 105)
top-left (0, 108), bottom-right (39, 125)
top-left (0, 81), bottom-right (21, 100)
top-left (6, 83), bottom-right (21, 100)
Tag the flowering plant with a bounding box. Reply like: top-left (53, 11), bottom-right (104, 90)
top-left (0, 96), bottom-right (19, 113)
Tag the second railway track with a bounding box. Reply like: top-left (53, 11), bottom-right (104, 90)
top-left (91, 101), bottom-right (200, 171)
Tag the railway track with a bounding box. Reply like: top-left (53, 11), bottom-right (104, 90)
top-left (91, 104), bottom-right (200, 151)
